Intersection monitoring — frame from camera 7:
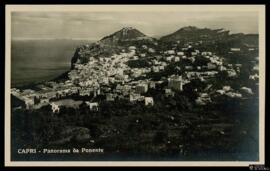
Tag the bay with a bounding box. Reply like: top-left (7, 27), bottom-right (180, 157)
top-left (11, 39), bottom-right (94, 87)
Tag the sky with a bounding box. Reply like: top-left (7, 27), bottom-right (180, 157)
top-left (11, 11), bottom-right (259, 40)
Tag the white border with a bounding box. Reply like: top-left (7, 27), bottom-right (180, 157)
top-left (5, 5), bottom-right (266, 167)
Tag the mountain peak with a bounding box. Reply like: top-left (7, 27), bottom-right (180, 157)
top-left (160, 26), bottom-right (230, 42)
top-left (120, 26), bottom-right (136, 31)
top-left (100, 27), bottom-right (148, 45)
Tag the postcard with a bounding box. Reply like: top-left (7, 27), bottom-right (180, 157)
top-left (5, 5), bottom-right (266, 167)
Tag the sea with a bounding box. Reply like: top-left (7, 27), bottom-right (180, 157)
top-left (11, 39), bottom-right (94, 88)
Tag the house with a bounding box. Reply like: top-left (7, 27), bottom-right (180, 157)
top-left (159, 65), bottom-right (165, 71)
top-left (109, 77), bottom-right (115, 83)
top-left (128, 46), bottom-right (136, 50)
top-left (149, 82), bottom-right (156, 89)
top-left (189, 57), bottom-right (195, 63)
top-left (201, 52), bottom-right (212, 56)
top-left (86, 102), bottom-right (99, 111)
top-left (223, 86), bottom-right (231, 92)
top-left (168, 76), bottom-right (183, 91)
top-left (227, 64), bottom-right (233, 68)
top-left (148, 48), bottom-right (156, 53)
top-left (218, 66), bottom-right (227, 71)
top-left (166, 56), bottom-right (174, 62)
top-left (152, 60), bottom-right (160, 65)
top-left (136, 83), bottom-right (148, 94)
top-left (204, 71), bottom-right (218, 77)
top-left (216, 89), bottom-right (226, 95)
top-left (166, 50), bottom-right (175, 55)
top-left (152, 66), bottom-right (160, 72)
top-left (132, 56), bottom-right (139, 60)
top-left (227, 69), bottom-right (237, 77)
top-left (253, 65), bottom-right (259, 72)
top-left (207, 62), bottom-right (217, 70)
top-left (142, 45), bottom-right (148, 49)
top-left (195, 93), bottom-right (211, 105)
top-left (177, 52), bottom-right (184, 56)
top-left (174, 56), bottom-right (180, 62)
top-left (129, 93), bottom-right (141, 102)
top-left (45, 91), bottom-right (57, 99)
top-left (101, 77), bottom-right (109, 85)
top-left (185, 66), bottom-right (193, 70)
top-left (165, 88), bottom-right (172, 94)
top-left (51, 102), bottom-right (60, 113)
top-left (93, 88), bottom-right (101, 97)
top-left (230, 48), bottom-right (241, 52)
top-left (24, 98), bottom-right (35, 109)
top-left (106, 93), bottom-right (115, 101)
top-left (22, 89), bottom-right (35, 96)
top-left (79, 89), bottom-right (91, 96)
top-left (132, 70), bottom-right (142, 78)
top-left (235, 64), bottom-right (242, 67)
top-left (117, 69), bottom-right (124, 76)
top-left (225, 92), bottom-right (242, 98)
top-left (115, 84), bottom-right (123, 93)
top-left (191, 52), bottom-right (198, 56)
top-left (161, 62), bottom-right (167, 66)
top-left (165, 88), bottom-right (175, 97)
top-left (249, 74), bottom-right (259, 81)
top-left (145, 97), bottom-right (154, 106)
top-left (140, 53), bottom-right (146, 57)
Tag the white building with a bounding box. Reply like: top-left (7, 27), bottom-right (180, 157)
top-left (218, 66), bottom-right (227, 71)
top-left (201, 52), bottom-right (212, 56)
top-left (174, 56), bottom-right (180, 62)
top-left (230, 48), bottom-right (241, 52)
top-left (159, 65), bottom-right (165, 71)
top-left (51, 103), bottom-right (60, 113)
top-left (148, 48), bottom-right (156, 53)
top-left (149, 82), bottom-right (156, 89)
top-left (226, 92), bottom-right (242, 98)
top-left (86, 102), bottom-right (99, 111)
top-left (227, 69), bottom-right (237, 77)
top-left (166, 50), bottom-right (175, 55)
top-left (164, 88), bottom-right (175, 97)
top-left (223, 86), bottom-right (231, 92)
top-left (24, 98), bottom-right (35, 109)
top-left (207, 62), bottom-right (217, 69)
top-left (129, 93), bottom-right (141, 102)
top-left (145, 97), bottom-right (154, 106)
top-left (152, 66), bottom-right (160, 73)
top-left (128, 46), bottom-right (136, 50)
top-left (185, 66), bottom-right (193, 70)
top-left (177, 52), bottom-right (184, 56)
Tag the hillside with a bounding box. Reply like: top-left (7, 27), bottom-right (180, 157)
top-left (159, 26), bottom-right (258, 55)
top-left (160, 26), bottom-right (230, 42)
top-left (100, 27), bottom-right (151, 44)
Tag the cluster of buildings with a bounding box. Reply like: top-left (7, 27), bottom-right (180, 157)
top-left (11, 41), bottom-right (258, 111)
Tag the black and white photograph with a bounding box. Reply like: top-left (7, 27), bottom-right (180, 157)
top-left (5, 5), bottom-right (266, 166)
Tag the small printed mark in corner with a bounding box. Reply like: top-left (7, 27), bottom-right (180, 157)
top-left (249, 165), bottom-right (270, 171)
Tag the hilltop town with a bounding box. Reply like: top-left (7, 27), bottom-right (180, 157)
top-left (11, 26), bottom-right (258, 111)
top-left (11, 26), bottom-right (259, 159)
